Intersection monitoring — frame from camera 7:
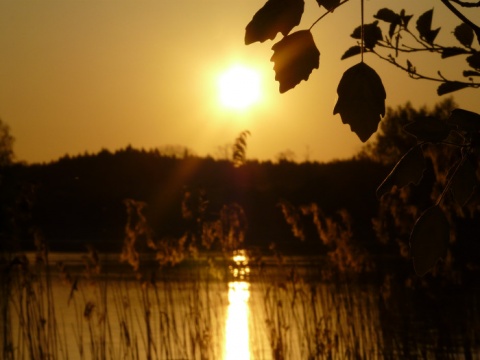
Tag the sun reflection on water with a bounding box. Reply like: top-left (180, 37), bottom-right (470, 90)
top-left (224, 250), bottom-right (251, 360)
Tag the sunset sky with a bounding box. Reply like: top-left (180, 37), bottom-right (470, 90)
top-left (1, 0), bottom-right (479, 164)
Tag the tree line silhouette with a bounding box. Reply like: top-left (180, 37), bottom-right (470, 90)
top-left (1, 99), bottom-right (479, 280)
top-left (1, 146), bottom-right (386, 253)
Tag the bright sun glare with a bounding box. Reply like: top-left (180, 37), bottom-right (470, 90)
top-left (218, 65), bottom-right (262, 111)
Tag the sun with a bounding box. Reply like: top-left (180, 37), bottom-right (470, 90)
top-left (218, 65), bottom-right (262, 111)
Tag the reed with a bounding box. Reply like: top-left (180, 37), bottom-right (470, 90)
top-left (2, 198), bottom-right (479, 359)
top-left (3, 247), bottom-right (480, 359)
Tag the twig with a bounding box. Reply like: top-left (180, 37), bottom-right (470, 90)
top-left (436, 154), bottom-right (467, 206)
top-left (309, 0), bottom-right (351, 31)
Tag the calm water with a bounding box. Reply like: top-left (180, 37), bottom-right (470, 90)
top-left (5, 251), bottom-right (480, 359)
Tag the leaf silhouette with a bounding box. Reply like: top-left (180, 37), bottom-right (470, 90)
top-left (351, 21), bottom-right (383, 49)
top-left (374, 8), bottom-right (399, 23)
top-left (437, 81), bottom-right (470, 95)
top-left (466, 53), bottom-right (480, 70)
top-left (410, 205), bottom-right (449, 276)
top-left (374, 8), bottom-right (400, 38)
top-left (316, 0), bottom-right (340, 11)
top-left (441, 47), bottom-right (469, 58)
top-left (448, 108), bottom-right (480, 133)
top-left (416, 9), bottom-right (440, 45)
top-left (449, 158), bottom-right (478, 207)
top-left (270, 30), bottom-right (320, 93)
top-left (376, 145), bottom-right (425, 198)
top-left (400, 9), bottom-right (413, 28)
top-left (463, 70), bottom-right (480, 77)
top-left (245, 0), bottom-right (304, 45)
top-left (454, 23), bottom-right (474, 48)
top-left (407, 59), bottom-right (416, 74)
top-left (404, 116), bottom-right (453, 142)
top-left (341, 46), bottom-right (363, 60)
top-left (333, 62), bottom-right (386, 142)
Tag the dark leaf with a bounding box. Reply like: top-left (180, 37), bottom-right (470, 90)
top-left (351, 21), bottom-right (383, 49)
top-left (341, 46), bottom-right (363, 60)
top-left (245, 0), bottom-right (304, 45)
top-left (448, 108), bottom-right (480, 132)
top-left (374, 8), bottom-right (400, 23)
top-left (333, 62), bottom-right (386, 142)
top-left (389, 23), bottom-right (398, 38)
top-left (454, 23), bottom-right (474, 48)
top-left (449, 158), bottom-right (478, 206)
top-left (407, 59), bottom-right (416, 74)
top-left (271, 30), bottom-right (320, 93)
top-left (437, 81), bottom-right (470, 95)
top-left (416, 9), bottom-right (440, 45)
top-left (463, 70), bottom-right (480, 77)
top-left (400, 9), bottom-right (413, 27)
top-left (466, 53), bottom-right (480, 70)
top-left (316, 0), bottom-right (340, 11)
top-left (410, 206), bottom-right (449, 276)
top-left (407, 59), bottom-right (417, 75)
top-left (374, 9), bottom-right (402, 37)
top-left (404, 116), bottom-right (453, 142)
top-left (376, 145), bottom-right (425, 198)
top-left (441, 47), bottom-right (469, 58)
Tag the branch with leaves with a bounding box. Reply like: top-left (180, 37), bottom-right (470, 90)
top-left (342, 7), bottom-right (480, 96)
top-left (245, 0), bottom-right (479, 141)
top-left (244, 0), bottom-right (480, 275)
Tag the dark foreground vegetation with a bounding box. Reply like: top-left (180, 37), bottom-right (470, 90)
top-left (1, 147), bottom-right (387, 254)
top-left (1, 100), bottom-right (480, 283)
top-left (1, 100), bottom-right (480, 359)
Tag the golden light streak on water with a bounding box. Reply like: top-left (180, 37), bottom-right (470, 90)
top-left (224, 281), bottom-right (251, 360)
top-left (224, 249), bottom-right (251, 359)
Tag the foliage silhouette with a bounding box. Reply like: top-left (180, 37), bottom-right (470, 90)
top-left (333, 62), bottom-right (386, 141)
top-left (245, 0), bottom-right (304, 45)
top-left (365, 100), bottom-right (479, 276)
top-left (0, 147), bottom-right (389, 256)
top-left (246, 1), bottom-right (480, 128)
top-left (358, 98), bottom-right (457, 164)
top-left (245, 0), bottom-right (480, 275)
top-left (3, 138), bottom-right (479, 279)
top-left (246, 1), bottom-right (479, 137)
top-left (270, 30), bottom-right (320, 93)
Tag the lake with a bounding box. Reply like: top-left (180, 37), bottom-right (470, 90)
top-left (3, 250), bottom-right (480, 359)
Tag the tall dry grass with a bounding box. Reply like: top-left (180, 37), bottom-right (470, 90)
top-left (2, 196), bottom-right (479, 359)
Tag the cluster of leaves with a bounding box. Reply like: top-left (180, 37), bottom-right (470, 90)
top-left (245, 0), bottom-right (479, 143)
top-left (245, 0), bottom-right (385, 142)
top-left (343, 6), bottom-right (480, 96)
top-left (245, 1), bottom-right (480, 275)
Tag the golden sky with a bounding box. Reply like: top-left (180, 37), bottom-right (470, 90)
top-left (1, 0), bottom-right (479, 164)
